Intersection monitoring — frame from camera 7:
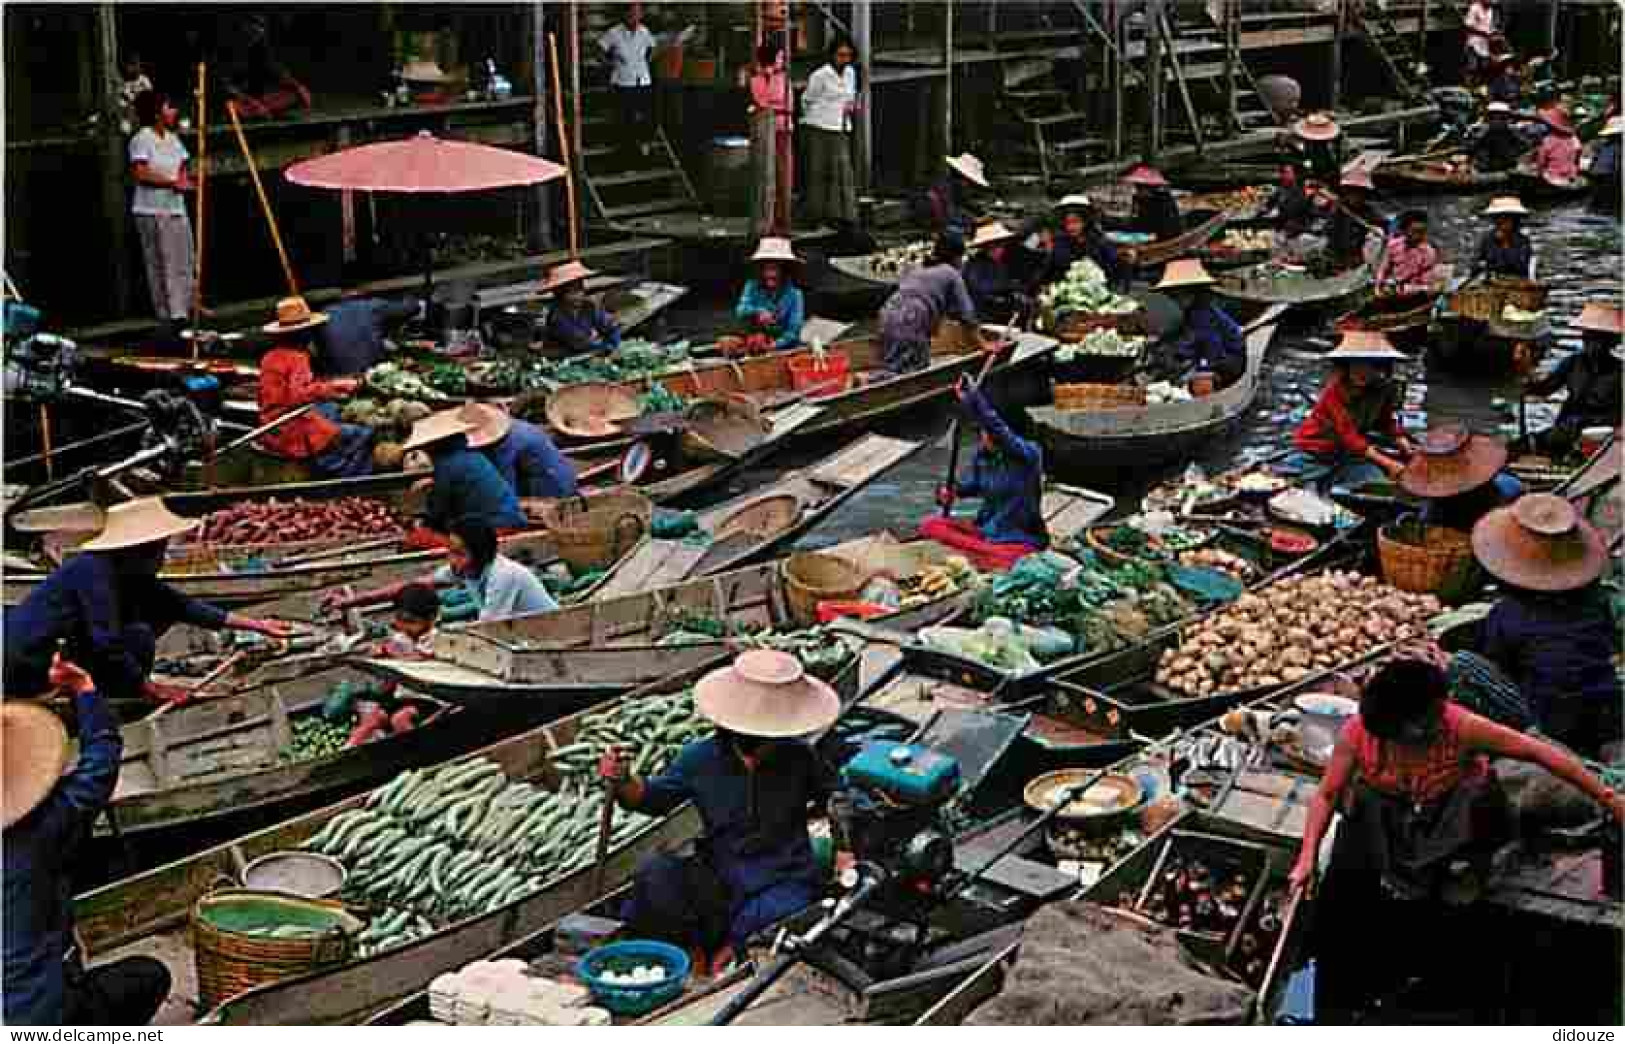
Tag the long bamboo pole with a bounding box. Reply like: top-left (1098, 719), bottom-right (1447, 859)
top-left (191, 62), bottom-right (208, 359)
top-left (548, 33), bottom-right (581, 258)
top-left (226, 100), bottom-right (299, 296)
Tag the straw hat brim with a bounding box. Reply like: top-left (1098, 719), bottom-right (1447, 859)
top-left (1575, 305), bottom-right (1625, 336)
top-left (540, 263), bottom-right (598, 294)
top-left (1156, 270), bottom-right (1216, 290)
top-left (1325, 346), bottom-right (1408, 365)
top-left (751, 248), bottom-right (802, 265)
top-left (262, 313), bottom-right (330, 336)
top-left (1398, 434), bottom-right (1508, 498)
top-left (79, 499), bottom-right (200, 552)
top-left (461, 404), bottom-right (515, 449)
top-left (694, 662), bottom-right (841, 738)
top-left (1482, 200), bottom-right (1530, 218)
top-left (3, 703), bottom-right (69, 828)
top-left (946, 155), bottom-right (990, 188)
top-left (1292, 118), bottom-right (1342, 142)
top-left (1472, 504), bottom-right (1607, 592)
top-left (970, 226), bottom-right (1018, 250)
top-left (402, 413), bottom-right (474, 453)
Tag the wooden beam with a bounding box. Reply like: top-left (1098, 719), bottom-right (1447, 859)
top-left (1111, 0), bottom-right (1125, 160)
top-left (96, 4), bottom-right (132, 316)
top-left (1146, 0), bottom-right (1165, 159)
top-left (530, 1), bottom-right (554, 251)
top-left (1329, 0), bottom-right (1345, 112)
top-left (854, 0), bottom-right (873, 193)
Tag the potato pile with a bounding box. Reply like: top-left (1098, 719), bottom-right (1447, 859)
top-left (1155, 571), bottom-right (1441, 697)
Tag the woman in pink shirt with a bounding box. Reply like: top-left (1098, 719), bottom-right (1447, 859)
top-left (1534, 114), bottom-right (1582, 184)
top-left (748, 42), bottom-right (793, 236)
top-left (1374, 210), bottom-right (1440, 297)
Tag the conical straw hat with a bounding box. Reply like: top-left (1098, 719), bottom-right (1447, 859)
top-left (1482, 196), bottom-right (1530, 218)
top-left (1326, 327), bottom-right (1407, 364)
top-left (539, 260), bottom-right (597, 294)
top-left (1398, 425), bottom-right (1507, 499)
top-left (946, 153), bottom-right (989, 188)
top-left (459, 402), bottom-right (515, 449)
top-left (2, 702), bottom-right (69, 828)
top-left (694, 649), bottom-right (840, 738)
top-left (402, 410), bottom-right (474, 452)
top-left (1575, 303), bottom-right (1624, 335)
top-left (1471, 493), bottom-right (1607, 592)
top-left (1155, 258), bottom-right (1216, 290)
top-left (969, 221), bottom-right (1018, 250)
top-left (79, 497), bottom-right (200, 552)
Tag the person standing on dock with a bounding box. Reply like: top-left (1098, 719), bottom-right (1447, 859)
top-left (1472, 196), bottom-right (1536, 278)
top-left (1324, 169), bottom-right (1387, 271)
top-left (733, 237), bottom-right (806, 351)
top-left (1287, 329), bottom-right (1411, 486)
top-left (1462, 0), bottom-right (1499, 87)
top-left (1472, 494), bottom-right (1622, 756)
top-left (540, 261), bottom-right (622, 356)
top-left (599, 3), bottom-right (658, 160)
top-left (1154, 259), bottom-right (1247, 390)
top-left (398, 412), bottom-right (527, 549)
top-left (747, 42), bottom-right (793, 237)
top-left (1373, 210), bottom-right (1441, 297)
top-left (1043, 195), bottom-right (1125, 289)
top-left (878, 232), bottom-right (991, 374)
top-left (3, 499), bottom-right (290, 712)
top-left (1470, 103), bottom-right (1529, 173)
top-left (1521, 302), bottom-right (1623, 456)
top-left (920, 153), bottom-right (989, 238)
top-left (923, 375), bottom-right (1048, 571)
top-left (256, 297), bottom-right (375, 479)
top-left (127, 90), bottom-right (194, 347)
top-left (1125, 165), bottom-right (1182, 242)
top-left (459, 401), bottom-right (577, 501)
top-left (3, 661), bottom-right (171, 1025)
top-left (801, 38), bottom-right (860, 231)
top-left (964, 221), bottom-right (1038, 324)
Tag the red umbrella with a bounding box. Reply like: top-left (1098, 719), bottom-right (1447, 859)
top-left (284, 131), bottom-right (566, 298)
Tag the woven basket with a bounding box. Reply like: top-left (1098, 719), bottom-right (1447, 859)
top-left (682, 395), bottom-right (770, 461)
top-left (714, 493), bottom-right (802, 542)
top-left (1085, 525), bottom-right (1166, 566)
top-left (541, 489), bottom-right (653, 572)
top-left (1490, 276), bottom-right (1547, 312)
top-left (782, 551), bottom-right (867, 628)
top-left (1377, 523), bottom-right (1473, 594)
top-left (932, 319), bottom-right (981, 355)
top-left (545, 382), bottom-right (643, 439)
top-left (191, 890), bottom-right (362, 1010)
top-left (1054, 382), bottom-right (1147, 411)
top-left (1449, 284), bottom-right (1504, 322)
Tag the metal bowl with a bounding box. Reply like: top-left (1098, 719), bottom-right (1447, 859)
top-left (1023, 770), bottom-right (1144, 835)
top-left (241, 851), bottom-right (347, 901)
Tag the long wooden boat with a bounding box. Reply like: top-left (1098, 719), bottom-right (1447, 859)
top-left (1212, 261), bottom-right (1373, 312)
top-left (1512, 160), bottom-right (1592, 202)
top-left (73, 672), bottom-right (711, 1026)
top-left (827, 253), bottom-right (911, 290)
top-left (1331, 270), bottom-right (1451, 349)
top-left (98, 666), bottom-right (570, 842)
top-left (1373, 157), bottom-right (1513, 192)
top-left (587, 434), bottom-right (925, 600)
top-left (1029, 305), bottom-right (1287, 479)
top-left (1115, 211), bottom-right (1228, 269)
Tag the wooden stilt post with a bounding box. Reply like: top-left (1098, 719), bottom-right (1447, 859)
top-left (1330, 0), bottom-right (1345, 114)
top-left (226, 101), bottom-right (299, 296)
top-left (1146, 0), bottom-right (1165, 160)
top-left (549, 33), bottom-right (581, 259)
top-left (854, 0), bottom-right (873, 194)
top-left (530, 1), bottom-right (554, 251)
top-left (191, 61), bottom-right (207, 358)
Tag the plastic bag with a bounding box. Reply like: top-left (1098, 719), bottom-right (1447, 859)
top-left (651, 509), bottom-right (698, 539)
top-left (991, 552), bottom-right (1069, 598)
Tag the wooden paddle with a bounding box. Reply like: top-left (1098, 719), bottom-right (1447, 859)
top-left (591, 775), bottom-right (616, 896)
top-left (939, 313), bottom-right (1019, 517)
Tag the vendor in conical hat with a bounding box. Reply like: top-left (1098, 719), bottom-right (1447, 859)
top-left (1522, 302), bottom-right (1623, 457)
top-left (599, 649), bottom-right (840, 975)
top-left (1399, 423), bottom-right (1521, 534)
top-left (1473, 195), bottom-right (1535, 279)
top-left (963, 220), bottom-right (1039, 324)
top-left (920, 152), bottom-right (990, 238)
top-left (1532, 107), bottom-right (1582, 185)
top-left (3, 663), bottom-right (172, 1025)
top-left (257, 295), bottom-right (374, 479)
top-left (1470, 102), bottom-right (1528, 175)
top-left (3, 498), bottom-right (290, 713)
top-left (394, 410), bottom-right (528, 550)
top-left (1155, 258), bottom-right (1247, 389)
top-left (731, 237), bottom-right (806, 354)
top-left (1325, 168), bottom-right (1387, 271)
top-left (1124, 164), bottom-right (1182, 242)
top-left (460, 401), bottom-right (576, 500)
top-left (1472, 494), bottom-right (1621, 755)
top-left (1041, 193), bottom-right (1126, 289)
top-left (540, 260), bottom-right (622, 357)
top-left (1590, 115), bottom-right (1622, 187)
top-left (1286, 329), bottom-right (1411, 487)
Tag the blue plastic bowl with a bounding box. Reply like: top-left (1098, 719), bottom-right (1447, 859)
top-left (577, 940), bottom-right (690, 1017)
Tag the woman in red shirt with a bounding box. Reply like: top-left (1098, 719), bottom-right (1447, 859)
top-left (1291, 657), bottom-right (1625, 1022)
top-left (1285, 329), bottom-right (1411, 488)
top-left (257, 296), bottom-right (374, 478)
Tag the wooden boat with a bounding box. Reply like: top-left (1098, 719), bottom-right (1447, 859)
top-left (1113, 211), bottom-right (1228, 269)
top-left (604, 329), bottom-right (1061, 442)
top-left (97, 666), bottom-right (570, 843)
top-left (1373, 157), bottom-right (1513, 192)
top-left (1212, 261), bottom-right (1374, 313)
top-left (1029, 305), bottom-right (1287, 480)
top-left (1429, 276), bottom-right (1551, 375)
top-left (1331, 270), bottom-right (1451, 349)
top-left (73, 672), bottom-right (712, 1026)
top-left (587, 434), bottom-right (925, 600)
top-left (1512, 159), bottom-right (1592, 202)
top-left (827, 253), bottom-right (911, 290)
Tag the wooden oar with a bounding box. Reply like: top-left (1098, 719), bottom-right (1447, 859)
top-left (938, 314), bottom-right (1019, 516)
top-left (591, 777), bottom-right (616, 896)
top-left (1255, 884), bottom-right (1308, 1021)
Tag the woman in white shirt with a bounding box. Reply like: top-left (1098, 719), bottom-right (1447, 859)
top-left (599, 3), bottom-right (658, 159)
top-left (127, 91), bottom-right (194, 336)
top-left (801, 38), bottom-right (859, 227)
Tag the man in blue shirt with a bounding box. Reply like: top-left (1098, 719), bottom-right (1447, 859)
top-left (599, 649), bottom-right (839, 975)
top-left (401, 411), bottom-right (528, 547)
top-left (4, 661), bottom-right (170, 1024)
top-left (540, 260), bottom-right (621, 356)
top-left (4, 499), bottom-right (288, 709)
top-left (315, 291), bottom-right (420, 376)
top-left (460, 402), bottom-right (577, 500)
top-left (924, 377), bottom-right (1047, 569)
top-left (732, 237), bottom-right (805, 351)
top-left (1156, 258), bottom-right (1247, 388)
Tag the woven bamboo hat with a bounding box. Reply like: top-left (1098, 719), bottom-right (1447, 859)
top-left (1575, 302), bottom-right (1624, 335)
top-left (694, 649), bottom-right (840, 738)
top-left (458, 402), bottom-right (514, 449)
top-left (1472, 493), bottom-right (1607, 592)
top-left (2, 702), bottom-right (69, 828)
top-left (539, 260), bottom-right (597, 294)
top-left (946, 153), bottom-right (990, 188)
top-left (1482, 196), bottom-right (1530, 218)
top-left (969, 221), bottom-right (1018, 250)
top-left (1292, 112), bottom-right (1341, 142)
top-left (1055, 194), bottom-right (1095, 213)
top-left (1123, 164), bottom-right (1170, 188)
top-left (262, 296), bottom-right (329, 336)
top-left (80, 497), bottom-right (199, 552)
top-left (402, 410), bottom-right (473, 452)
top-left (1326, 328), bottom-right (1407, 364)
top-left (1399, 425), bottom-right (1507, 499)
top-left (1155, 258), bottom-right (1216, 290)
top-left (750, 236), bottom-right (801, 265)
top-left (1486, 101), bottom-right (1514, 116)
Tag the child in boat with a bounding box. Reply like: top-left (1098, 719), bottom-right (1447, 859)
top-left (731, 237), bottom-right (806, 354)
top-left (380, 583), bottom-right (441, 658)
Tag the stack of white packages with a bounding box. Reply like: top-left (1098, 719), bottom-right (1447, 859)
top-left (428, 959), bottom-right (611, 1026)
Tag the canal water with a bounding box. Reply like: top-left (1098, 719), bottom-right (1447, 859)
top-left (681, 192), bottom-right (1622, 551)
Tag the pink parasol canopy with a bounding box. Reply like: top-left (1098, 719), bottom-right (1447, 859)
top-left (285, 130), bottom-right (565, 193)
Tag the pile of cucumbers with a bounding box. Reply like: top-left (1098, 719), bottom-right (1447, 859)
top-left (550, 687), bottom-right (708, 792)
top-left (354, 907), bottom-right (437, 959)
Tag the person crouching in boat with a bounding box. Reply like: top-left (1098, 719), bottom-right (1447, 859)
top-left (1324, 169), bottom-right (1387, 272)
top-left (599, 649), bottom-right (839, 977)
top-left (1471, 103), bottom-right (1528, 175)
top-left (1521, 302), bottom-right (1623, 457)
top-left (257, 296), bottom-right (374, 479)
top-left (380, 582), bottom-right (442, 657)
top-left (1291, 656), bottom-right (1625, 1024)
top-left (1533, 110), bottom-right (1582, 184)
top-left (963, 221), bottom-right (1037, 325)
top-left (921, 376), bottom-right (1048, 571)
top-left (399, 411), bottom-right (527, 550)
top-left (1473, 196), bottom-right (1536, 278)
top-left (3, 661), bottom-right (171, 1025)
top-left (1286, 330), bottom-right (1411, 486)
top-left (3, 499), bottom-right (290, 714)
top-left (1471, 494), bottom-right (1623, 757)
top-left (878, 232), bottom-right (993, 375)
top-left (1154, 258), bottom-right (1247, 391)
top-left (541, 260), bottom-right (622, 356)
top-left (459, 401), bottom-right (577, 500)
top-left (1373, 210), bottom-right (1440, 298)
top-left (1125, 164), bottom-right (1181, 242)
top-left (731, 237), bottom-right (806, 355)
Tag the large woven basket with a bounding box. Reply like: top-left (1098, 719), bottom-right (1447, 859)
top-left (1490, 276), bottom-right (1547, 312)
top-left (1449, 284), bottom-right (1504, 322)
top-left (545, 382), bottom-right (642, 439)
top-left (714, 493), bottom-right (802, 542)
top-left (1377, 523), bottom-right (1473, 594)
top-left (1054, 382), bottom-right (1147, 411)
top-left (782, 551), bottom-right (867, 628)
top-left (541, 489), bottom-right (653, 572)
top-left (191, 889), bottom-right (363, 1010)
